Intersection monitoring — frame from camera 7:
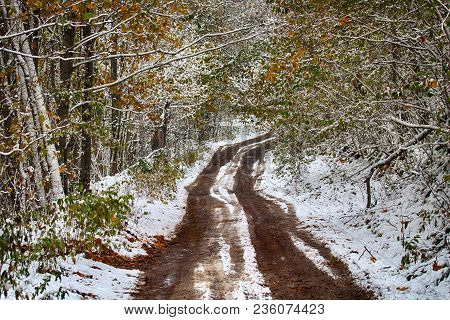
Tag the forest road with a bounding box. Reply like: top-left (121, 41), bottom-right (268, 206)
top-left (133, 135), bottom-right (373, 299)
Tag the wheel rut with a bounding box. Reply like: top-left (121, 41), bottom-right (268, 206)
top-left (133, 134), bottom-right (270, 299)
top-left (234, 142), bottom-right (373, 299)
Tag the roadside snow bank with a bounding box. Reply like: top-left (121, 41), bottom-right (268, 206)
top-left (259, 153), bottom-right (449, 299)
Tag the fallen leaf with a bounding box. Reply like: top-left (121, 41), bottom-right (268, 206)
top-left (73, 271), bottom-right (93, 279)
top-left (432, 261), bottom-right (444, 271)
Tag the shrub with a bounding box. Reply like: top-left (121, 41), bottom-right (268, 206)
top-left (0, 190), bottom-right (132, 299)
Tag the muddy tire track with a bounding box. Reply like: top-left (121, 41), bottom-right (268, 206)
top-left (234, 141), bottom-right (373, 299)
top-left (133, 134), bottom-right (270, 299)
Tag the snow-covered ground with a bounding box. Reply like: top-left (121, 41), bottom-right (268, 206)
top-left (259, 152), bottom-right (449, 299)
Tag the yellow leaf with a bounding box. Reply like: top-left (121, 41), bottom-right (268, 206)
top-left (313, 54), bottom-right (319, 65)
top-left (430, 79), bottom-right (438, 88)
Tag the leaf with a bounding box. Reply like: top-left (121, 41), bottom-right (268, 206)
top-left (83, 12), bottom-right (94, 21)
top-left (425, 79), bottom-right (439, 88)
top-left (73, 271), bottom-right (93, 279)
top-left (432, 261), bottom-right (444, 271)
top-left (265, 65), bottom-right (277, 83)
top-left (292, 47), bottom-right (305, 70)
top-left (396, 286), bottom-right (409, 292)
top-left (86, 2), bottom-right (96, 10)
top-left (430, 79), bottom-right (438, 88)
top-left (339, 16), bottom-right (350, 27)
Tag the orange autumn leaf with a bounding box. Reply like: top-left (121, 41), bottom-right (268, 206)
top-left (430, 79), bottom-right (439, 88)
top-left (265, 65), bottom-right (278, 83)
top-left (59, 164), bottom-right (67, 173)
top-left (86, 2), bottom-right (96, 10)
top-left (396, 286), bottom-right (409, 292)
top-left (339, 16), bottom-right (350, 27)
top-left (432, 261), bottom-right (444, 271)
top-left (292, 47), bottom-right (305, 70)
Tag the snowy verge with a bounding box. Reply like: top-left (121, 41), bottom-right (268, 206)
top-left (258, 152), bottom-right (449, 299)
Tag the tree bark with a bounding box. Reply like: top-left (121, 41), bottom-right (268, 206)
top-left (151, 102), bottom-right (170, 151)
top-left (80, 23), bottom-right (94, 192)
top-left (17, 68), bottom-right (47, 206)
top-left (110, 33), bottom-right (120, 175)
top-left (57, 25), bottom-right (75, 194)
top-left (7, 0), bottom-right (64, 200)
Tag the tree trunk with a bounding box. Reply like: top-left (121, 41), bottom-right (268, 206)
top-left (80, 24), bottom-right (94, 192)
top-left (8, 0), bottom-right (64, 200)
top-left (17, 68), bottom-right (47, 207)
top-left (57, 25), bottom-right (75, 194)
top-left (110, 33), bottom-right (120, 175)
top-left (151, 102), bottom-right (170, 150)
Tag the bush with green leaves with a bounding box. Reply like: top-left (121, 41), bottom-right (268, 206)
top-left (401, 235), bottom-right (421, 269)
top-left (0, 190), bottom-right (132, 299)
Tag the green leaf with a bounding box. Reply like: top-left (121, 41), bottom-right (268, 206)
top-left (83, 12), bottom-right (94, 21)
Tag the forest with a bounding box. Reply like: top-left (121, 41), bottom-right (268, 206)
top-left (0, 0), bottom-right (448, 300)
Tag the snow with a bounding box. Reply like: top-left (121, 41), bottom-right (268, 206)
top-left (95, 129), bottom-right (265, 259)
top-left (258, 152), bottom-right (449, 299)
top-left (290, 233), bottom-right (337, 279)
top-left (7, 129), bottom-right (447, 300)
top-left (57, 257), bottom-right (139, 299)
top-left (194, 264), bottom-right (212, 300)
top-left (211, 143), bottom-right (272, 300)
top-left (2, 125), bottom-right (264, 300)
top-left (3, 256), bottom-right (139, 300)
top-left (54, 130), bottom-right (266, 299)
top-left (218, 237), bottom-right (234, 276)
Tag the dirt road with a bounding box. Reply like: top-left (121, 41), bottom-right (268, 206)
top-left (133, 135), bottom-right (373, 299)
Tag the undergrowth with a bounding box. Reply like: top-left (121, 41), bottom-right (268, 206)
top-left (0, 190), bottom-right (132, 299)
top-left (130, 146), bottom-right (204, 203)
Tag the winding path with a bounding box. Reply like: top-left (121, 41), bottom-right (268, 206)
top-left (133, 135), bottom-right (373, 299)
